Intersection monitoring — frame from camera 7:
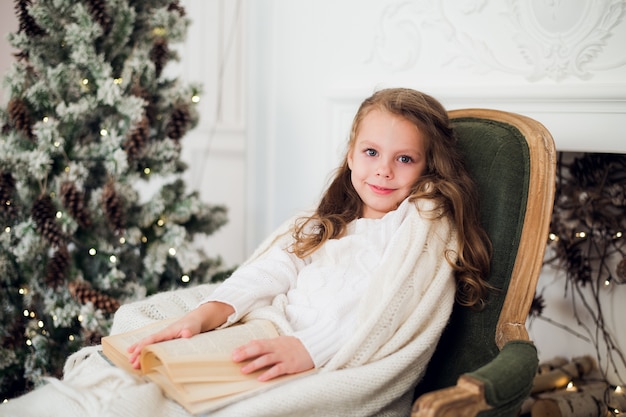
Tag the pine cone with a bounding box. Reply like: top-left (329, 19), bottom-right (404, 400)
top-left (60, 182), bottom-right (92, 228)
top-left (7, 98), bottom-right (35, 141)
top-left (167, 1), bottom-right (186, 16)
top-left (130, 83), bottom-right (158, 123)
top-left (82, 329), bottom-right (104, 345)
top-left (616, 257), bottom-right (626, 285)
top-left (124, 116), bottom-right (149, 161)
top-left (15, 0), bottom-right (45, 37)
top-left (69, 281), bottom-right (120, 313)
top-left (165, 105), bottom-right (191, 141)
top-left (149, 37), bottom-right (169, 78)
top-left (45, 244), bottom-right (70, 288)
top-left (102, 180), bottom-right (125, 232)
top-left (31, 194), bottom-right (64, 247)
top-left (87, 0), bottom-right (111, 33)
top-left (0, 172), bottom-right (17, 220)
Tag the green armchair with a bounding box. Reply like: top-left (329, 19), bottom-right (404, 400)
top-left (411, 109), bottom-right (557, 417)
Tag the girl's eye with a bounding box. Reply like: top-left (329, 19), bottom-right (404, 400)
top-left (365, 148), bottom-right (377, 157)
top-left (398, 155), bottom-right (413, 163)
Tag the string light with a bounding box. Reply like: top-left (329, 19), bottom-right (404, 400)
top-left (81, 78), bottom-right (89, 86)
top-left (55, 211), bottom-right (62, 219)
top-left (565, 381), bottom-right (576, 391)
top-left (141, 236), bottom-right (148, 243)
top-left (156, 218), bottom-right (165, 227)
top-left (26, 339), bottom-right (32, 346)
top-left (191, 94), bottom-right (200, 103)
top-left (65, 166), bottom-right (70, 173)
top-left (89, 248), bottom-right (97, 256)
top-left (181, 275), bottom-right (190, 283)
top-left (43, 116), bottom-right (49, 123)
top-left (68, 335), bottom-right (75, 341)
top-left (548, 233), bottom-right (559, 241)
top-left (109, 255), bottom-right (117, 264)
top-left (143, 167), bottom-right (151, 175)
top-left (119, 237), bottom-right (126, 244)
top-left (100, 129), bottom-right (108, 137)
top-left (616, 386), bottom-right (624, 394)
top-left (37, 321), bottom-right (44, 328)
top-left (152, 27), bottom-right (167, 36)
top-left (114, 78), bottom-right (123, 85)
top-left (23, 310), bottom-right (29, 317)
top-left (4, 226), bottom-right (10, 233)
top-left (168, 248), bottom-right (176, 256)
top-left (19, 288), bottom-right (27, 295)
top-left (575, 231), bottom-right (586, 238)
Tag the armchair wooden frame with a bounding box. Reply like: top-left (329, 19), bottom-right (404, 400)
top-left (411, 109), bottom-right (557, 417)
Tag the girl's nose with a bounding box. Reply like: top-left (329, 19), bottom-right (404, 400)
top-left (376, 160), bottom-right (392, 178)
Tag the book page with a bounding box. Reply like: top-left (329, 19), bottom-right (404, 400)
top-left (101, 318), bottom-right (178, 374)
top-left (142, 320), bottom-right (279, 383)
top-left (146, 319), bottom-right (278, 359)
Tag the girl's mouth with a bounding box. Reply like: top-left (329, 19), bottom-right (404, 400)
top-left (368, 184), bottom-right (394, 195)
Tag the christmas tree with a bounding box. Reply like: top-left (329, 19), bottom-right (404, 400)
top-left (0, 0), bottom-right (229, 400)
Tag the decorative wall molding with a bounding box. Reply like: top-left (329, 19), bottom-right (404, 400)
top-left (366, 0), bottom-right (626, 81)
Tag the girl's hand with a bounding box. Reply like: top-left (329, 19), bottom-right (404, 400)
top-left (231, 336), bottom-right (314, 381)
top-left (127, 301), bottom-right (234, 369)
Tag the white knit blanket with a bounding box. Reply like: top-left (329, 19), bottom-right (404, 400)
top-left (0, 199), bottom-right (456, 417)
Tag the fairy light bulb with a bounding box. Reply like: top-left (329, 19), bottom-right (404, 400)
top-left (5, 226), bottom-right (10, 233)
top-left (100, 128), bottom-right (108, 137)
top-left (144, 167), bottom-right (151, 175)
top-left (82, 78), bottom-right (89, 86)
top-left (168, 248), bottom-right (176, 256)
top-left (566, 381), bottom-right (576, 391)
top-left (89, 248), bottom-right (97, 256)
top-left (181, 275), bottom-right (190, 283)
top-left (109, 255), bottom-right (117, 264)
top-left (616, 385), bottom-right (624, 394)
top-left (191, 94), bottom-right (200, 103)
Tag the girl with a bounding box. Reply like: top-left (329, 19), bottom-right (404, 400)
top-left (0, 88), bottom-right (491, 417)
top-left (128, 87), bottom-right (491, 382)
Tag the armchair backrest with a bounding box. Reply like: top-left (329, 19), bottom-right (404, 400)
top-left (414, 109), bottom-right (556, 399)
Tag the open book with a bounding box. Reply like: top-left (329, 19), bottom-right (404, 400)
top-left (101, 318), bottom-right (314, 414)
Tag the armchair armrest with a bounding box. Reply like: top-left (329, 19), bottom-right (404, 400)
top-left (412, 340), bottom-right (538, 417)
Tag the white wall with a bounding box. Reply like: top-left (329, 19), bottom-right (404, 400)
top-left (0, 1), bottom-right (18, 104)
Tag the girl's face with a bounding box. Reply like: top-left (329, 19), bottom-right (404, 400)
top-left (347, 109), bottom-right (427, 219)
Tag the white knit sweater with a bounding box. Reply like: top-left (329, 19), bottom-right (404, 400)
top-left (0, 198), bottom-right (457, 417)
top-left (203, 198), bottom-right (415, 367)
